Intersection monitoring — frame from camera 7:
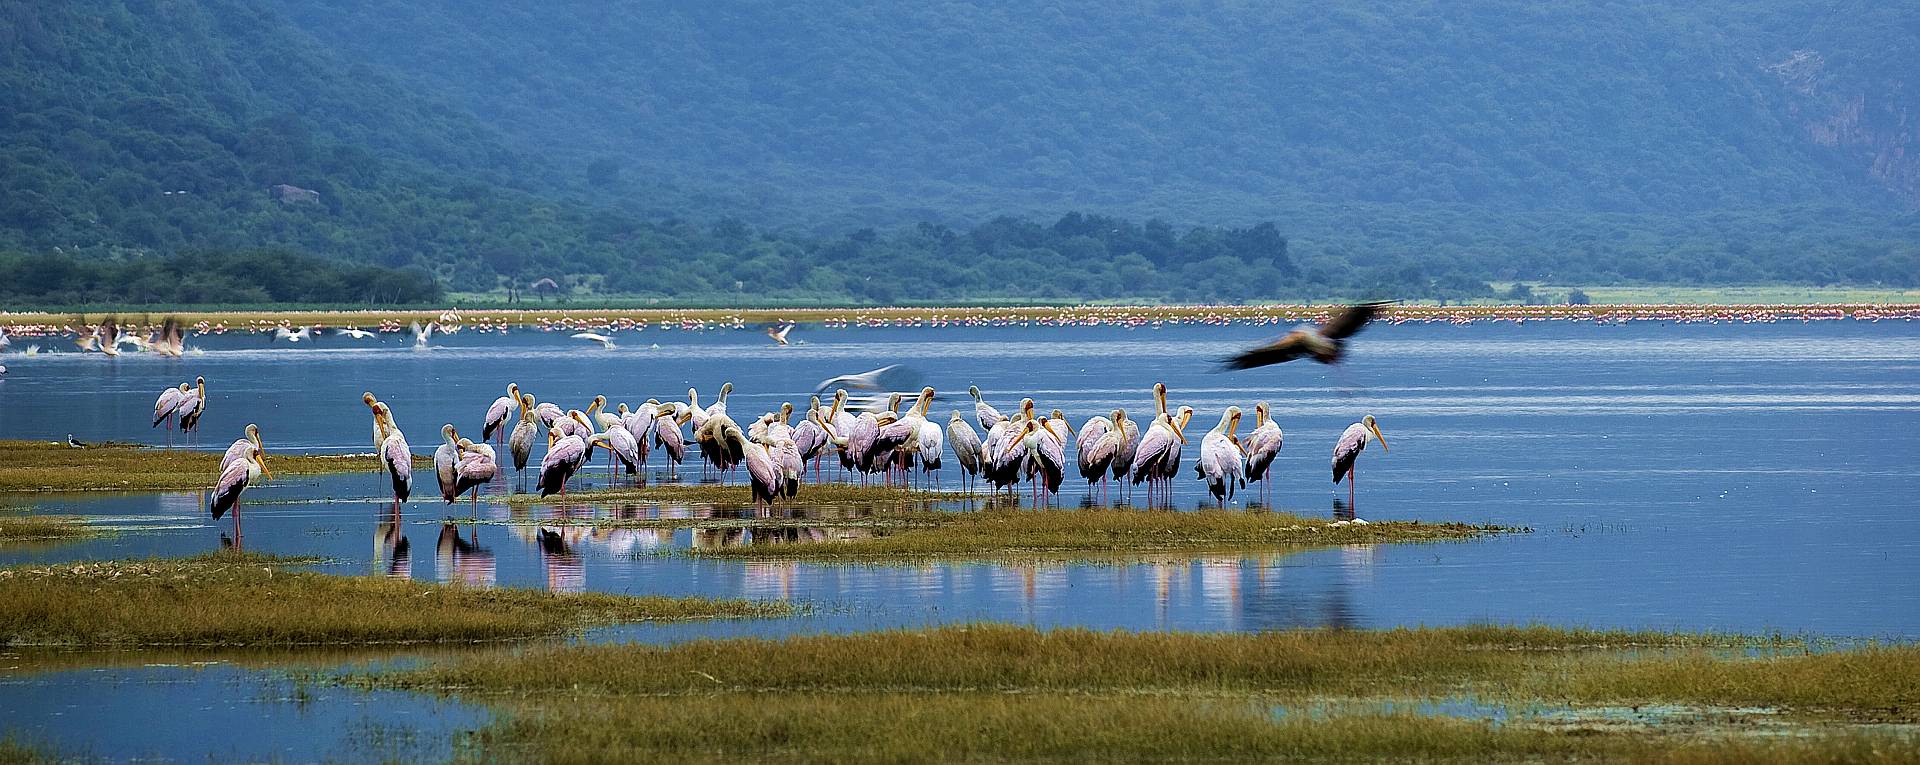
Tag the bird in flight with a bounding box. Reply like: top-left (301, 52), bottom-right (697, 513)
top-left (767, 323), bottom-right (796, 346)
top-left (571, 332), bottom-right (617, 350)
top-left (1221, 301), bottom-right (1392, 370)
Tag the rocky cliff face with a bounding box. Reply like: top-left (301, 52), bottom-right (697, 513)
top-left (1771, 49), bottom-right (1918, 209)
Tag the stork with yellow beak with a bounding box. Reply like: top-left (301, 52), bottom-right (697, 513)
top-left (366, 396), bottom-right (411, 507)
top-left (482, 383), bottom-right (521, 445)
top-left (1332, 414), bottom-right (1388, 512)
top-left (1243, 402), bottom-right (1284, 507)
top-left (210, 426), bottom-right (271, 544)
top-left (508, 393), bottom-right (538, 474)
top-left (1195, 407), bottom-right (1247, 506)
top-left (1129, 406), bottom-right (1189, 505)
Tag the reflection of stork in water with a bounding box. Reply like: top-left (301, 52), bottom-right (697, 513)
top-left (376, 508), bottom-right (411, 579)
top-left (436, 523), bottom-right (496, 588)
top-left (537, 527), bottom-right (585, 592)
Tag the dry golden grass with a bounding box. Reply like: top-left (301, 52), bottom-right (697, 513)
top-left (0, 551), bottom-right (787, 647)
top-left (375, 624), bottom-right (1919, 764)
top-left (0, 439), bottom-right (424, 493)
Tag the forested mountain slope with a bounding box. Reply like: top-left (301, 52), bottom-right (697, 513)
top-left (273, 0), bottom-right (1917, 219)
top-left (1, 0), bottom-right (1913, 305)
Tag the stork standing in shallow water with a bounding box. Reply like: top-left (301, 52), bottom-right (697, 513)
top-left (366, 397), bottom-right (412, 508)
top-left (210, 427), bottom-right (270, 544)
top-left (1243, 403), bottom-right (1284, 507)
top-left (452, 438), bottom-right (497, 511)
top-left (482, 383), bottom-right (521, 446)
top-left (1332, 414), bottom-right (1388, 513)
top-left (509, 393), bottom-right (538, 475)
top-left (1195, 406), bottom-right (1247, 506)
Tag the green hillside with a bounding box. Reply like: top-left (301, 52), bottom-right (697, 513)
top-left (0, 0), bottom-right (1914, 306)
top-left (273, 0), bottom-right (1916, 218)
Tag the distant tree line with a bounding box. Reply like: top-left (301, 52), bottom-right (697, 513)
top-left (0, 250), bottom-right (441, 305)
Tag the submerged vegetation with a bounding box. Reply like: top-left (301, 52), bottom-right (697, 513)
top-left (473, 494), bottom-right (1507, 561)
top-left (0, 552), bottom-right (786, 647)
top-left (377, 623), bottom-right (1920, 763)
top-left (498, 483), bottom-right (955, 507)
top-left (0, 439), bottom-right (427, 494)
top-left (0, 515), bottom-right (100, 544)
top-left (685, 507), bottom-right (1501, 561)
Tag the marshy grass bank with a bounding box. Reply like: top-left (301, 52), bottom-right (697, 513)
top-left (0, 439), bottom-right (426, 494)
top-left (0, 551), bottom-right (787, 648)
top-left (480, 496), bottom-right (1508, 561)
top-left (377, 624), bottom-right (1920, 763)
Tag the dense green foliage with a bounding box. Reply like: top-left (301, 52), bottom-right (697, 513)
top-left (0, 250), bottom-right (440, 305)
top-left (273, 0), bottom-right (1917, 218)
top-left (0, 0), bottom-right (1914, 305)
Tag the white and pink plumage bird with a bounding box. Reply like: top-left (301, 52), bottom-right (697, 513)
top-left (1331, 414), bottom-right (1388, 513)
top-left (209, 425), bottom-right (271, 543)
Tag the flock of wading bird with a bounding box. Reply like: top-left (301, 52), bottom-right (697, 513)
top-left (183, 303), bottom-right (1395, 535)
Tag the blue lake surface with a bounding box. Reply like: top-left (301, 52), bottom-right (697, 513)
top-left (1, 319), bottom-right (1917, 760)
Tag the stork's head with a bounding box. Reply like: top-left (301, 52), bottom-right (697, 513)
top-left (1363, 414), bottom-right (1387, 453)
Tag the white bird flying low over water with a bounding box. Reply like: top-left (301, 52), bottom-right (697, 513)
top-left (410, 321), bottom-right (434, 350)
top-left (815, 364), bottom-right (916, 395)
top-left (571, 332), bottom-right (616, 349)
top-left (270, 326), bottom-right (314, 343)
top-left (335, 327), bottom-right (377, 339)
top-left (767, 323), bottom-right (795, 345)
top-left (1222, 301), bottom-right (1392, 369)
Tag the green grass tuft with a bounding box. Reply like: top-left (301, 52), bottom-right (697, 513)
top-left (372, 624), bottom-right (1920, 764)
top-left (0, 439), bottom-right (427, 493)
top-left (0, 555), bottom-right (787, 648)
top-left (0, 515), bottom-right (102, 544)
top-left (685, 506), bottom-right (1509, 561)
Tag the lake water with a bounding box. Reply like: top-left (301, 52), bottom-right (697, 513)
top-left (2, 319), bottom-right (1917, 760)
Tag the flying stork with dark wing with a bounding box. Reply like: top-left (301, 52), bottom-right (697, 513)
top-left (1221, 301), bottom-right (1393, 370)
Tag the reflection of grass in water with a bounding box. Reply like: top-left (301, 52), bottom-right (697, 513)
top-left (499, 483), bottom-right (958, 506)
top-left (373, 624), bottom-right (1920, 763)
top-left (0, 552), bottom-right (787, 648)
top-left (688, 507), bottom-right (1506, 561)
top-left (0, 439), bottom-right (427, 493)
top-left (486, 492), bottom-right (1508, 561)
top-left (0, 514), bottom-right (102, 544)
